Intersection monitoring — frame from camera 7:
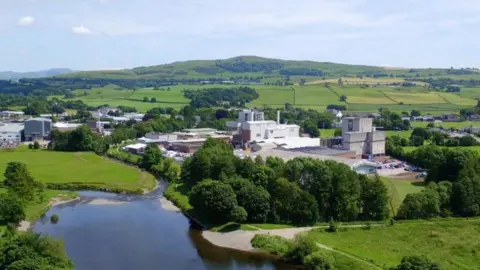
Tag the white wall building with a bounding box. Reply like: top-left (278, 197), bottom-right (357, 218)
top-left (342, 117), bottom-right (385, 157)
top-left (0, 123), bottom-right (24, 142)
top-left (227, 109), bottom-right (300, 142)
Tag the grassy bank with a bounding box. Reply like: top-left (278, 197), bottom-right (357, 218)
top-left (307, 218), bottom-right (480, 269)
top-left (0, 149), bottom-right (156, 193)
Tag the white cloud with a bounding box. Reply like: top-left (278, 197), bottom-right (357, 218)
top-left (17, 16), bottom-right (35, 26)
top-left (71, 26), bottom-right (93, 35)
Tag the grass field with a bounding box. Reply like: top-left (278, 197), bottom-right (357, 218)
top-left (386, 130), bottom-right (411, 138)
top-left (49, 82), bottom-right (478, 114)
top-left (380, 177), bottom-right (424, 212)
top-left (307, 219), bottom-right (480, 269)
top-left (410, 121), bottom-right (480, 129)
top-left (0, 149), bottom-right (156, 192)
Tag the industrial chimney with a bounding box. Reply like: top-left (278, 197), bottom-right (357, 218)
top-left (277, 111), bottom-right (280, 125)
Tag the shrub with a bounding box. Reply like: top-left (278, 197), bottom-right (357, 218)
top-left (250, 234), bottom-right (291, 256)
top-left (50, 214), bottom-right (59, 224)
top-left (304, 250), bottom-right (335, 270)
top-left (326, 218), bottom-right (337, 233)
top-left (229, 206), bottom-right (248, 223)
top-left (285, 234), bottom-right (319, 265)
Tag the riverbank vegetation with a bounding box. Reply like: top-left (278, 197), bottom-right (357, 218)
top-left (0, 161), bottom-right (74, 269)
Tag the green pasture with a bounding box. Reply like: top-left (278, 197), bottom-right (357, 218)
top-left (386, 130), bottom-right (411, 138)
top-left (307, 218), bottom-right (480, 269)
top-left (0, 149), bottom-right (156, 192)
top-left (383, 91), bottom-right (446, 104)
top-left (410, 121), bottom-right (480, 129)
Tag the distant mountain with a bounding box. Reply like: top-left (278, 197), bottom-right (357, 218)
top-left (0, 68), bottom-right (74, 80)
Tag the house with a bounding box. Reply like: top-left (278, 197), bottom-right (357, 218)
top-left (469, 115), bottom-right (480, 121)
top-left (24, 118), bottom-right (52, 141)
top-left (342, 117), bottom-right (386, 157)
top-left (442, 114), bottom-right (461, 122)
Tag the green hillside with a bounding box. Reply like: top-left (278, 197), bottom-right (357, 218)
top-left (58, 56), bottom-right (480, 82)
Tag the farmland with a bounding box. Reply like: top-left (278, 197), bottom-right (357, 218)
top-left (0, 149), bottom-right (156, 192)
top-left (307, 218), bottom-right (480, 269)
top-left (50, 82), bottom-right (479, 114)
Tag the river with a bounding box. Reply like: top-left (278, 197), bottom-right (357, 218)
top-left (33, 184), bottom-right (295, 270)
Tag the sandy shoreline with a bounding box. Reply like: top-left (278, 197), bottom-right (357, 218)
top-left (88, 198), bottom-right (127, 205)
top-left (159, 197), bottom-right (181, 212)
top-left (202, 227), bottom-right (315, 252)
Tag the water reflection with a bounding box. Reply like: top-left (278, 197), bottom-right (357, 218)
top-left (33, 187), bottom-right (296, 270)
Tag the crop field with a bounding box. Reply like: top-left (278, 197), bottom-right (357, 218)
top-left (410, 121), bottom-right (480, 129)
top-left (0, 149), bottom-right (156, 192)
top-left (438, 93), bottom-right (477, 106)
top-left (293, 85), bottom-right (343, 107)
top-left (307, 218), bottom-right (480, 269)
top-left (457, 87), bottom-right (480, 100)
top-left (383, 91), bottom-right (447, 104)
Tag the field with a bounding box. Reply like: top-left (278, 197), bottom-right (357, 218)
top-left (307, 219), bottom-right (480, 269)
top-left (50, 81), bottom-right (478, 114)
top-left (0, 149), bottom-right (156, 192)
top-left (380, 177), bottom-right (424, 212)
top-left (410, 121), bottom-right (480, 129)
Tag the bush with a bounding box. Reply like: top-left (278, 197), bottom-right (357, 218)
top-left (285, 234), bottom-right (319, 265)
top-left (250, 234), bottom-right (291, 256)
top-left (50, 214), bottom-right (59, 224)
top-left (326, 218), bottom-right (337, 233)
top-left (304, 250), bottom-right (335, 270)
top-left (229, 206), bottom-right (248, 223)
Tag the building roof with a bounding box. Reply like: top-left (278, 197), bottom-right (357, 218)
top-left (25, 117), bottom-right (52, 122)
top-left (53, 122), bottom-right (82, 129)
top-left (182, 128), bottom-right (218, 133)
top-left (124, 143), bottom-right (147, 150)
top-left (0, 123), bottom-right (24, 133)
top-left (0, 111), bottom-right (24, 115)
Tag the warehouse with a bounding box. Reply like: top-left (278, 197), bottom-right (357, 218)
top-left (0, 123), bottom-right (24, 143)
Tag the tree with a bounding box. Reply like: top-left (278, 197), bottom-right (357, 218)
top-left (411, 110), bottom-right (421, 117)
top-left (33, 141), bottom-right (40, 149)
top-left (0, 193), bottom-right (25, 225)
top-left (426, 123), bottom-right (435, 128)
top-left (163, 159), bottom-right (181, 182)
top-left (254, 155), bottom-right (264, 166)
top-left (393, 255), bottom-right (441, 270)
top-left (359, 175), bottom-right (390, 221)
top-left (140, 144), bottom-right (163, 170)
top-left (450, 176), bottom-right (480, 217)
top-left (334, 128), bottom-right (342, 137)
top-left (340, 95), bottom-right (347, 102)
top-left (229, 206), bottom-right (247, 223)
top-left (68, 125), bottom-right (96, 151)
top-left (0, 233), bottom-right (74, 270)
top-left (143, 97), bottom-right (149, 102)
top-left (189, 180), bottom-right (239, 224)
top-left (302, 120), bottom-right (320, 138)
top-left (285, 234), bottom-right (319, 265)
top-left (4, 162), bottom-right (38, 201)
top-left (236, 185), bottom-right (270, 222)
top-left (150, 97), bottom-right (157, 103)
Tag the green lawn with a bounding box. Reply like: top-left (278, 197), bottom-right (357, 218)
top-left (380, 177), bottom-right (424, 211)
top-left (386, 130), bottom-right (411, 138)
top-left (0, 150), bottom-right (156, 192)
top-left (319, 128), bottom-right (337, 138)
top-left (307, 219), bottom-right (480, 269)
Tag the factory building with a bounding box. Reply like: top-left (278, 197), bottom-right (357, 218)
top-left (24, 118), bottom-right (52, 141)
top-left (0, 123), bottom-right (24, 143)
top-left (341, 117), bottom-right (385, 157)
top-left (227, 109), bottom-right (300, 143)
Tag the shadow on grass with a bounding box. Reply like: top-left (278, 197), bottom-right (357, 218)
top-left (411, 181), bottom-right (426, 187)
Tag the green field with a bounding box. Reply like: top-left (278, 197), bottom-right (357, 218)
top-left (410, 121), bottom-right (480, 129)
top-left (0, 149), bottom-right (156, 192)
top-left (386, 130), bottom-right (411, 138)
top-left (307, 219), bottom-right (480, 269)
top-left (380, 177), bottom-right (424, 211)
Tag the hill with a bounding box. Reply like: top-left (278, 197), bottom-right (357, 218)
top-left (0, 68), bottom-right (74, 79)
top-left (57, 56), bottom-right (480, 83)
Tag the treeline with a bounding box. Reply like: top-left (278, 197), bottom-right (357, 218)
top-left (414, 77), bottom-right (480, 88)
top-left (0, 162), bottom-right (74, 269)
top-left (215, 60), bottom-right (283, 73)
top-left (373, 109), bottom-right (411, 130)
top-left (179, 138), bottom-right (389, 226)
top-left (392, 145), bottom-right (480, 219)
top-left (183, 87), bottom-right (259, 108)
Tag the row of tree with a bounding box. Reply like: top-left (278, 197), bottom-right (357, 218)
top-left (178, 139), bottom-right (390, 226)
top-left (183, 87), bottom-right (259, 108)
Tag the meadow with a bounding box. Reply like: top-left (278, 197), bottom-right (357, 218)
top-left (50, 82), bottom-right (478, 114)
top-left (307, 218), bottom-right (480, 269)
top-left (410, 121), bottom-right (480, 129)
top-left (0, 149), bottom-right (156, 192)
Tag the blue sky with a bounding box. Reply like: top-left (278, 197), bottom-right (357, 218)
top-left (1, 0), bottom-right (479, 71)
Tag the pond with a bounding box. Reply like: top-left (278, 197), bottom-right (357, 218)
top-left (33, 184), bottom-right (294, 270)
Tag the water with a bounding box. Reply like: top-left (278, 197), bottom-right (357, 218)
top-left (33, 185), bottom-right (295, 270)
top-left (353, 164), bottom-right (377, 174)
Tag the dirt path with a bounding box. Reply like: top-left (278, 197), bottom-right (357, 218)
top-left (315, 243), bottom-right (383, 270)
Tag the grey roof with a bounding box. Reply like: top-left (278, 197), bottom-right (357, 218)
top-left (25, 117), bottom-right (52, 122)
top-left (0, 123), bottom-right (24, 133)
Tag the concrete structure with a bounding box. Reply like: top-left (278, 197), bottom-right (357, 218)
top-left (227, 109), bottom-right (300, 144)
top-left (137, 133), bottom-right (178, 144)
top-left (342, 117), bottom-right (385, 157)
top-left (123, 143), bottom-right (147, 154)
top-left (0, 111), bottom-right (24, 118)
top-left (24, 118), bottom-right (52, 141)
top-left (0, 123), bottom-right (24, 142)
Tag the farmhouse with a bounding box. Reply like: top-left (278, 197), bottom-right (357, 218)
top-left (341, 117), bottom-right (386, 157)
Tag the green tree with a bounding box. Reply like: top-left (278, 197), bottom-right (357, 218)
top-left (0, 193), bottom-right (26, 225)
top-left (0, 233), bottom-right (74, 270)
top-left (140, 144), bottom-right (163, 170)
top-left (229, 206), bottom-right (248, 223)
top-left (339, 95), bottom-right (347, 102)
top-left (189, 180), bottom-right (239, 224)
top-left (236, 185), bottom-right (270, 222)
top-left (150, 97), bottom-right (157, 103)
top-left (68, 125), bottom-right (96, 151)
top-left (33, 141), bottom-right (41, 149)
top-left (285, 234), bottom-right (319, 265)
top-left (334, 128), bottom-right (342, 137)
top-left (451, 176), bottom-right (480, 217)
top-left (163, 158), bottom-right (181, 182)
top-left (143, 96), bottom-right (149, 102)
top-left (254, 155), bottom-right (265, 165)
top-left (393, 255), bottom-right (441, 270)
top-left (4, 162), bottom-right (37, 201)
top-left (302, 120), bottom-right (320, 138)
top-left (359, 175), bottom-right (390, 221)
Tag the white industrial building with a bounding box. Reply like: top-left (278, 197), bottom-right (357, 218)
top-left (227, 109), bottom-right (300, 143)
top-left (342, 117), bottom-right (385, 157)
top-left (0, 123), bottom-right (24, 142)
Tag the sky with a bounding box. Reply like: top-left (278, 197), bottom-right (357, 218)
top-left (0, 0), bottom-right (479, 71)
